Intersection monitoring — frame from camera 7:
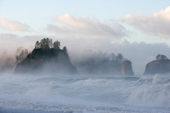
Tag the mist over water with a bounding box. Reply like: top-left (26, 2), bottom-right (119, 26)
top-left (0, 47), bottom-right (169, 112)
top-left (1, 1), bottom-right (170, 112)
top-left (0, 73), bottom-right (170, 113)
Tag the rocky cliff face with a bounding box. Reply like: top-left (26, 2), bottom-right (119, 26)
top-left (15, 48), bottom-right (78, 75)
top-left (144, 60), bottom-right (170, 75)
top-left (121, 60), bottom-right (134, 76)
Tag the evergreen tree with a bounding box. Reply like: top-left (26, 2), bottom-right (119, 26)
top-left (63, 46), bottom-right (67, 52)
top-left (53, 40), bottom-right (60, 49)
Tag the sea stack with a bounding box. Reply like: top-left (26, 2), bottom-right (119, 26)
top-left (144, 54), bottom-right (170, 75)
top-left (15, 38), bottom-right (78, 75)
top-left (121, 60), bottom-right (134, 76)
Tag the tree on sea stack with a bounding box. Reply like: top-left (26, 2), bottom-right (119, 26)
top-left (15, 38), bottom-right (78, 74)
top-left (34, 38), bottom-right (66, 51)
top-left (156, 54), bottom-right (169, 60)
top-left (35, 41), bottom-right (41, 49)
top-left (116, 53), bottom-right (124, 63)
top-left (41, 38), bottom-right (50, 49)
top-left (63, 46), bottom-right (67, 52)
top-left (53, 40), bottom-right (60, 50)
top-left (35, 38), bottom-right (52, 49)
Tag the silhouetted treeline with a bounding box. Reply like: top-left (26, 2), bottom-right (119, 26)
top-left (15, 38), bottom-right (68, 65)
top-left (35, 38), bottom-right (67, 51)
top-left (156, 54), bottom-right (169, 60)
top-left (14, 38), bottom-right (77, 75)
top-left (15, 47), bottom-right (29, 65)
top-left (72, 50), bottom-right (128, 75)
top-left (0, 38), bottom-right (133, 75)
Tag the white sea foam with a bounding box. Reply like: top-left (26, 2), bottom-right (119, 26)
top-left (0, 74), bottom-right (170, 113)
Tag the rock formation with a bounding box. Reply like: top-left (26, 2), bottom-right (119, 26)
top-left (14, 38), bottom-right (134, 76)
top-left (15, 38), bottom-right (78, 75)
top-left (121, 60), bottom-right (134, 76)
top-left (72, 50), bottom-right (134, 76)
top-left (144, 54), bottom-right (170, 75)
top-left (144, 60), bottom-right (170, 75)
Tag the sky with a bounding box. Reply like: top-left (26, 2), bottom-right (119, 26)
top-left (0, 0), bottom-right (170, 75)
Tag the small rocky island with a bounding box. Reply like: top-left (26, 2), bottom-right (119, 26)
top-left (15, 38), bottom-right (78, 75)
top-left (144, 54), bottom-right (170, 75)
top-left (73, 51), bottom-right (134, 76)
top-left (15, 38), bottom-right (134, 76)
top-left (121, 60), bottom-right (134, 76)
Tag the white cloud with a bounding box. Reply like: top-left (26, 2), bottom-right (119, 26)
top-left (116, 41), bottom-right (170, 75)
top-left (49, 35), bottom-right (170, 75)
top-left (111, 38), bottom-right (126, 45)
top-left (0, 33), bottom-right (17, 40)
top-left (0, 33), bottom-right (46, 53)
top-left (0, 32), bottom-right (170, 75)
top-left (47, 14), bottom-right (127, 37)
top-left (122, 6), bottom-right (170, 38)
top-left (0, 18), bottom-right (30, 32)
top-left (47, 24), bottom-right (73, 34)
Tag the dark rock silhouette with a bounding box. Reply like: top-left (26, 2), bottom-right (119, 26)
top-left (15, 48), bottom-right (78, 75)
top-left (15, 38), bottom-right (78, 75)
top-left (75, 57), bottom-right (121, 75)
top-left (72, 50), bottom-right (134, 76)
top-left (14, 38), bottom-right (134, 76)
top-left (156, 54), bottom-right (169, 60)
top-left (121, 60), bottom-right (134, 76)
top-left (144, 54), bottom-right (170, 75)
top-left (144, 60), bottom-right (170, 75)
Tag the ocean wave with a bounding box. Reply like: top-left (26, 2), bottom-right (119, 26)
top-left (0, 74), bottom-right (170, 112)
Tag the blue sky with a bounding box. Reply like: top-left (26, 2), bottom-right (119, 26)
top-left (1, 0), bottom-right (170, 75)
top-left (1, 0), bottom-right (170, 19)
top-left (1, 0), bottom-right (170, 42)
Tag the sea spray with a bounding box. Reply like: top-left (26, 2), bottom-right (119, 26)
top-left (0, 74), bottom-right (170, 113)
top-left (127, 74), bottom-right (170, 107)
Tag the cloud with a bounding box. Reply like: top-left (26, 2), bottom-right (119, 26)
top-left (50, 34), bottom-right (170, 75)
top-left (109, 40), bottom-right (170, 75)
top-left (0, 33), bottom-right (21, 53)
top-left (122, 6), bottom-right (170, 38)
top-left (47, 24), bottom-right (73, 34)
top-left (0, 32), bottom-right (170, 75)
top-left (0, 33), bottom-right (45, 54)
top-left (106, 40), bottom-right (170, 75)
top-left (0, 18), bottom-right (30, 32)
top-left (47, 14), bottom-right (127, 37)
top-left (0, 33), bottom-right (18, 40)
top-left (111, 38), bottom-right (127, 45)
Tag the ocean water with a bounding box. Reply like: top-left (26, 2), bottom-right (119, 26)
top-left (0, 74), bottom-right (170, 113)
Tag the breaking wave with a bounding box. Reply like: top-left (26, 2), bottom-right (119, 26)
top-left (0, 74), bottom-right (170, 113)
